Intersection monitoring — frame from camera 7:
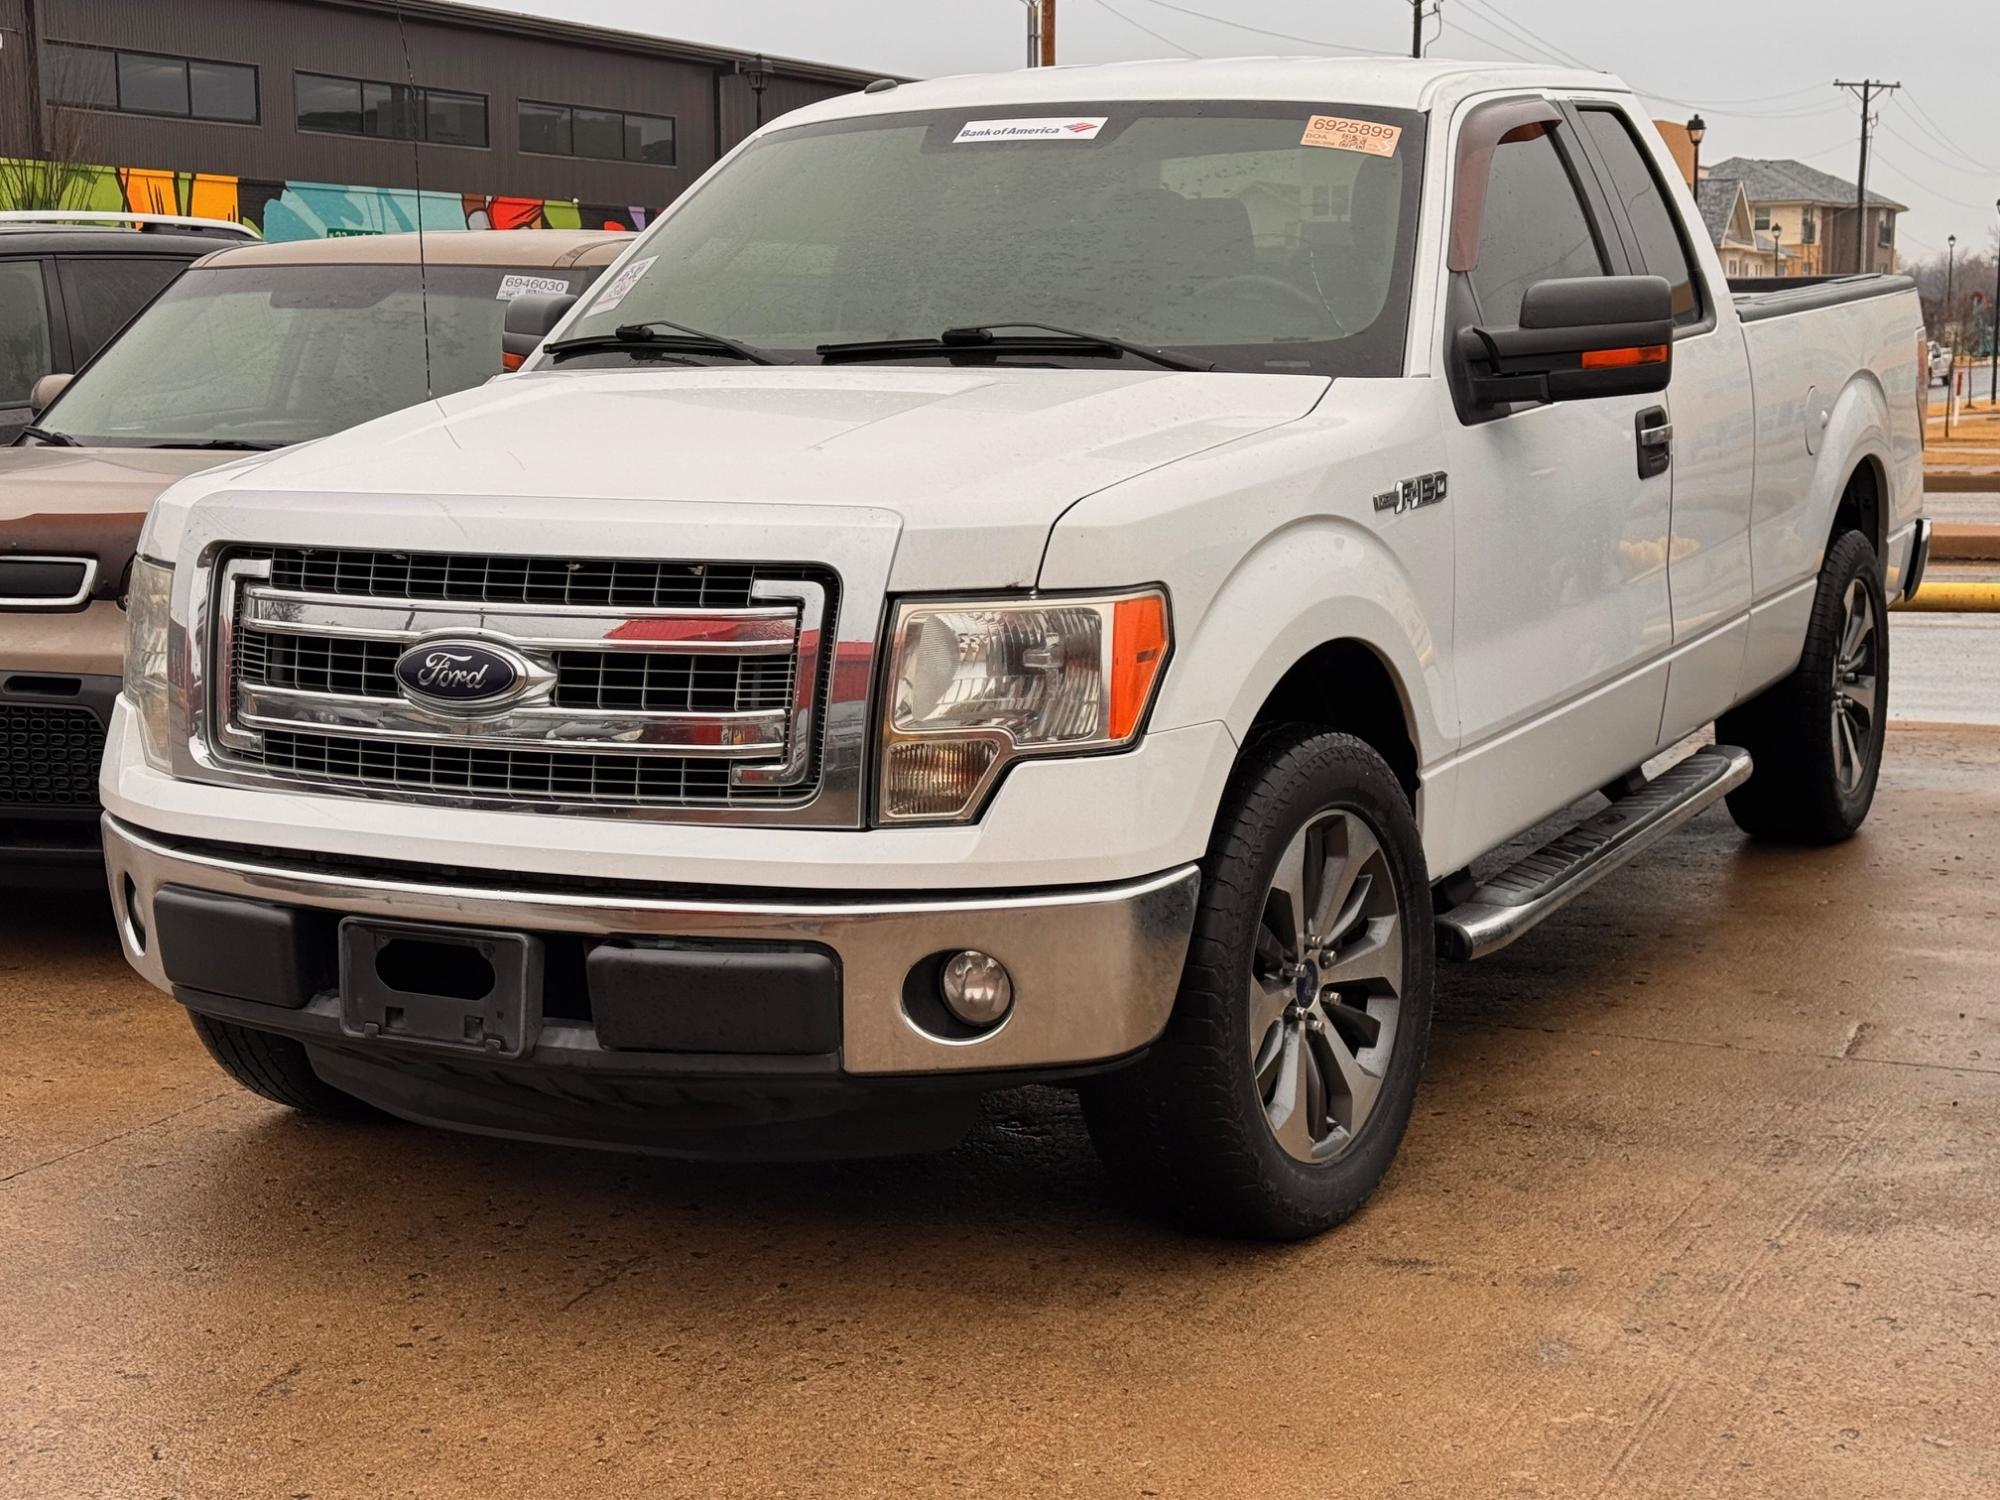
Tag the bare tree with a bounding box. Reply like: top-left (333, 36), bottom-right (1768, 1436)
top-left (0, 35), bottom-right (103, 212)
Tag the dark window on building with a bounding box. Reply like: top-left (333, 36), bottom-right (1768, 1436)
top-left (1577, 108), bottom-right (1704, 327)
top-left (520, 100), bottom-right (676, 166)
top-left (1879, 216), bottom-right (1894, 248)
top-left (46, 42), bottom-right (257, 124)
top-left (297, 73), bottom-right (486, 147)
top-left (1469, 129), bottom-right (1607, 330)
top-left (1800, 207), bottom-right (1817, 244)
top-left (55, 258), bottom-right (184, 366)
top-left (0, 259), bottom-right (53, 406)
top-left (519, 100), bottom-right (571, 156)
top-left (425, 89), bottom-right (488, 148)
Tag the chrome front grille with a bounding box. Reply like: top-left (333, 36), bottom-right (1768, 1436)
top-left (208, 547), bottom-right (835, 811)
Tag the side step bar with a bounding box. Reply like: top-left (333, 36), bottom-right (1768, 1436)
top-left (1436, 744), bottom-right (1753, 962)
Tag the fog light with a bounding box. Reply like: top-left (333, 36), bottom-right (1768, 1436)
top-left (940, 949), bottom-right (1013, 1028)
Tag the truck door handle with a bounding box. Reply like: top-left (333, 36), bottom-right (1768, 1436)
top-left (1635, 408), bottom-right (1672, 479)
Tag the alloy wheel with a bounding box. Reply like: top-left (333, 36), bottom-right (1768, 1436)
top-left (1248, 808), bottom-right (1405, 1164)
top-left (1831, 577), bottom-right (1879, 796)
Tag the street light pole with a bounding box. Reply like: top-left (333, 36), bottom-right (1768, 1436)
top-left (1772, 223), bottom-right (1784, 279)
top-left (1990, 199), bottom-right (1999, 408)
top-left (1017, 0), bottom-right (1041, 66)
top-left (1945, 234), bottom-right (1957, 439)
top-left (1685, 114), bottom-right (1706, 188)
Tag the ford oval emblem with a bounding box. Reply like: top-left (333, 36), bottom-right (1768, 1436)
top-left (394, 640), bottom-right (531, 710)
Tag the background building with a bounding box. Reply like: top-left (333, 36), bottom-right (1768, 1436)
top-left (1703, 156), bottom-right (1905, 275)
top-left (0, 0), bottom-right (890, 238)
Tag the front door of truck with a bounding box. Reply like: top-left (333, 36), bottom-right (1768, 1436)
top-left (1566, 101), bottom-right (1754, 744)
top-left (1440, 112), bottom-right (1673, 856)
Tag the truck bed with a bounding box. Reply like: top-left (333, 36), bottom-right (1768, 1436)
top-left (1729, 272), bottom-right (1918, 324)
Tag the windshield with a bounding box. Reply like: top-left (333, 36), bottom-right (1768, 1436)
top-left (561, 101), bottom-right (1425, 376)
top-left (34, 263), bottom-right (594, 448)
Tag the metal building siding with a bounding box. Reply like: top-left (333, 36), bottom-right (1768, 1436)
top-left (25, 0), bottom-right (871, 206)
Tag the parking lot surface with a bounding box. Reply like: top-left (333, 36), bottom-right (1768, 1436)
top-left (4, 724), bottom-right (1997, 1499)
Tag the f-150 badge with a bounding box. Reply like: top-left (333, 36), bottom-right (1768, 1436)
top-left (1373, 471), bottom-right (1448, 516)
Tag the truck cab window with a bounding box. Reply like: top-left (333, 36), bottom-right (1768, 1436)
top-left (1576, 107), bottom-right (1704, 327)
top-left (1468, 129), bottom-right (1607, 328)
top-left (0, 259), bottom-right (53, 405)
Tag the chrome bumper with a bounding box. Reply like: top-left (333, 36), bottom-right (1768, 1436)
top-left (103, 816), bottom-right (1199, 1076)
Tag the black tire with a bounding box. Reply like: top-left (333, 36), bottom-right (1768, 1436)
top-left (1081, 727), bottom-right (1435, 1240)
top-left (187, 1012), bottom-right (381, 1120)
top-left (1718, 529), bottom-right (1888, 844)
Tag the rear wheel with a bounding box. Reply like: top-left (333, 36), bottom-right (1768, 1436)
top-left (1719, 529), bottom-right (1887, 843)
top-left (1081, 727), bottom-right (1434, 1239)
top-left (188, 1013), bottom-right (381, 1120)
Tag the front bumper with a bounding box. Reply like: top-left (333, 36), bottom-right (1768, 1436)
top-left (106, 816), bottom-right (1198, 1090)
top-left (1, 670), bottom-right (120, 883)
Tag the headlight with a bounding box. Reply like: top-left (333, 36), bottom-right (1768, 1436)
top-left (124, 557), bottom-right (175, 772)
top-left (878, 589), bottom-right (1169, 823)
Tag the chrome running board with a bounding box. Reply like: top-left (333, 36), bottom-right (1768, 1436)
top-left (1436, 744), bottom-right (1753, 962)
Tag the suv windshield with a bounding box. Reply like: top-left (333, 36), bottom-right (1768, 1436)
top-left (33, 262), bottom-right (591, 448)
top-left (561, 101), bottom-right (1425, 376)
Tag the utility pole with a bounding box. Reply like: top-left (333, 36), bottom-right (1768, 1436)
top-left (1041, 0), bottom-right (1056, 68)
top-left (1990, 199), bottom-right (1999, 408)
top-left (1945, 234), bottom-right (1958, 439)
top-left (1835, 79), bottom-right (1899, 274)
top-left (1410, 0), bottom-right (1442, 58)
top-left (1018, 0), bottom-right (1041, 67)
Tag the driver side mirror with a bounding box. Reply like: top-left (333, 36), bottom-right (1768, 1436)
top-left (29, 372), bottom-right (73, 414)
top-left (502, 293), bottom-right (577, 371)
top-left (1459, 275), bottom-right (1674, 407)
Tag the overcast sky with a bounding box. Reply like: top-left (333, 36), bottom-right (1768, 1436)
top-left (500, 0), bottom-right (1996, 261)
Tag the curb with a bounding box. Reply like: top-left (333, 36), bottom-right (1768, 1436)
top-left (1932, 524), bottom-right (2000, 562)
top-left (1895, 580), bottom-right (2000, 613)
top-left (1926, 473), bottom-right (2000, 493)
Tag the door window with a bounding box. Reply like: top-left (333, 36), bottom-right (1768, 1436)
top-left (0, 259), bottom-right (54, 405)
top-left (1577, 108), bottom-right (1704, 326)
top-left (1469, 129), bottom-right (1607, 328)
top-left (57, 258), bottom-right (185, 367)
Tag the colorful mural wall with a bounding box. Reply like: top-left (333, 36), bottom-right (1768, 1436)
top-left (1, 156), bottom-right (658, 241)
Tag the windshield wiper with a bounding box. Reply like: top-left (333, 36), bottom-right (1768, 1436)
top-left (16, 424), bottom-right (76, 447)
top-left (544, 318), bottom-right (785, 366)
top-left (148, 438), bottom-right (282, 451)
top-left (818, 322), bottom-right (1217, 373)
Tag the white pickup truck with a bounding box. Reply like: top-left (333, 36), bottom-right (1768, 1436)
top-left (102, 60), bottom-right (1927, 1238)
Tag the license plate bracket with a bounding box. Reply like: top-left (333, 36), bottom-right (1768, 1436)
top-left (337, 918), bottom-right (543, 1059)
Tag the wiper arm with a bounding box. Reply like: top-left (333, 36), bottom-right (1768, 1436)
top-left (149, 439), bottom-right (282, 451)
top-left (16, 424), bottom-right (76, 447)
top-left (544, 318), bottom-right (785, 366)
top-left (817, 322), bottom-right (1216, 373)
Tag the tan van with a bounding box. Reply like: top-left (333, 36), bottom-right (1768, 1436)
top-left (1, 228), bottom-right (630, 880)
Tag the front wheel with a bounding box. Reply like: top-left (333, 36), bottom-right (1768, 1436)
top-left (1719, 529), bottom-right (1888, 843)
top-left (1081, 728), bottom-right (1435, 1239)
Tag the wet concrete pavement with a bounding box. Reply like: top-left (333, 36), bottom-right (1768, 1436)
top-left (5, 727), bottom-right (1999, 1499)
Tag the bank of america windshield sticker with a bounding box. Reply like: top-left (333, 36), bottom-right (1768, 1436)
top-left (591, 256), bottom-right (657, 313)
top-left (1301, 116), bottom-right (1403, 156)
top-left (954, 116), bottom-right (1108, 143)
top-left (496, 273), bottom-right (570, 301)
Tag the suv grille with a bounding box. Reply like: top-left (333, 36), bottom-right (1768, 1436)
top-left (212, 547), bottom-right (834, 810)
top-left (0, 703), bottom-right (104, 809)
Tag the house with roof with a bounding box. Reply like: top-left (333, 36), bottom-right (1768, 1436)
top-left (1697, 178), bottom-right (1786, 278)
top-left (1704, 157), bottom-right (1905, 275)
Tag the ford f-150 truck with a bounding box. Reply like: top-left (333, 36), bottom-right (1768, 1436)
top-left (101, 60), bottom-right (1928, 1239)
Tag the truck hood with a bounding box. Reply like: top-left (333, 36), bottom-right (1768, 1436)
top-left (0, 446), bottom-right (234, 598)
top-left (191, 367), bottom-right (1328, 587)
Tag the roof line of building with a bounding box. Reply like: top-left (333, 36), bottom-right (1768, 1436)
top-left (308, 0), bottom-right (905, 89)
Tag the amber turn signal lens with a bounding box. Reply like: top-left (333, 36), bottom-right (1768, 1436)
top-left (1580, 344), bottom-right (1669, 370)
top-left (1110, 593), bottom-right (1169, 740)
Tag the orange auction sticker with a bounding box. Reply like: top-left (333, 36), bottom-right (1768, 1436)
top-left (1301, 116), bottom-right (1402, 155)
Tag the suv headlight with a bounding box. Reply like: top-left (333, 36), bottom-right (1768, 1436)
top-left (878, 589), bottom-right (1169, 823)
top-left (124, 557), bottom-right (175, 772)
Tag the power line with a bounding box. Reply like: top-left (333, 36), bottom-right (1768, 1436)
top-left (1878, 119), bottom-right (1998, 180)
top-left (1442, 16), bottom-right (1550, 67)
top-left (1871, 151), bottom-right (2000, 215)
top-left (1453, 0), bottom-right (1595, 70)
top-left (1089, 0), bottom-right (1197, 56)
top-left (1896, 94), bottom-right (1997, 174)
top-left (1124, 0), bottom-right (1399, 55)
